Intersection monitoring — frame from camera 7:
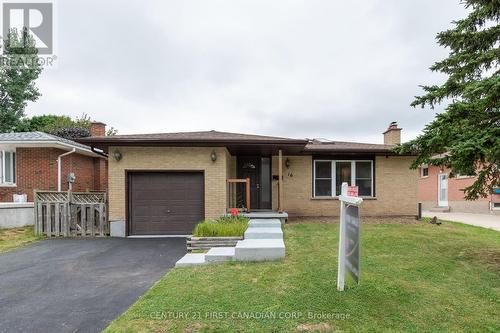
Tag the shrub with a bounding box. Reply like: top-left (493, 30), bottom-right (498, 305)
top-left (193, 215), bottom-right (249, 237)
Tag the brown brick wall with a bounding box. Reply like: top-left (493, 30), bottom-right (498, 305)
top-left (418, 165), bottom-right (498, 213)
top-left (93, 158), bottom-right (108, 191)
top-left (0, 148), bottom-right (106, 202)
top-left (418, 165), bottom-right (491, 202)
top-left (107, 146), bottom-right (229, 222)
top-left (90, 122), bottom-right (106, 136)
top-left (272, 155), bottom-right (418, 217)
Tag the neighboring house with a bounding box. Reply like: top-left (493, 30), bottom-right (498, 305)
top-left (0, 122), bottom-right (108, 203)
top-left (80, 122), bottom-right (418, 236)
top-left (418, 164), bottom-right (500, 214)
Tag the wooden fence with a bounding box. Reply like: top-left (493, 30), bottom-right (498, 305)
top-left (34, 191), bottom-right (108, 237)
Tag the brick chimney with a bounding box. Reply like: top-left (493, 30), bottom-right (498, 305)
top-left (90, 122), bottom-right (106, 137)
top-left (383, 121), bottom-right (402, 145)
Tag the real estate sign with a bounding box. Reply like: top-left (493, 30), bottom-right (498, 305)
top-left (344, 205), bottom-right (360, 283)
top-left (347, 186), bottom-right (358, 197)
top-left (337, 182), bottom-right (362, 291)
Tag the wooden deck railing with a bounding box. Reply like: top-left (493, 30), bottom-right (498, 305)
top-left (227, 178), bottom-right (251, 212)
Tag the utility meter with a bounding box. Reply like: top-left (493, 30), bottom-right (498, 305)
top-left (67, 172), bottom-right (76, 183)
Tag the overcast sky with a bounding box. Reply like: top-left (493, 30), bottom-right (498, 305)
top-left (26, 0), bottom-right (467, 144)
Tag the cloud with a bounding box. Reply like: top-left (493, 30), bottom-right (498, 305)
top-left (27, 0), bottom-right (466, 143)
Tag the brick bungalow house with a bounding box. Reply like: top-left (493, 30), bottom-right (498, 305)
top-left (80, 122), bottom-right (418, 236)
top-left (418, 164), bottom-right (500, 214)
top-left (0, 122), bottom-right (108, 203)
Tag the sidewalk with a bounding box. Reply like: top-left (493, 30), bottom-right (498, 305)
top-left (423, 211), bottom-right (500, 232)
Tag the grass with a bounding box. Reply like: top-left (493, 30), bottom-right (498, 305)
top-left (192, 216), bottom-right (249, 237)
top-left (105, 217), bottom-right (500, 332)
top-left (0, 226), bottom-right (43, 253)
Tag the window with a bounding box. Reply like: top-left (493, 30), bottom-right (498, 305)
top-left (313, 160), bottom-right (373, 197)
top-left (421, 166), bottom-right (429, 178)
top-left (0, 150), bottom-right (16, 185)
top-left (335, 162), bottom-right (351, 196)
top-left (314, 161), bottom-right (332, 196)
top-left (355, 161), bottom-right (373, 196)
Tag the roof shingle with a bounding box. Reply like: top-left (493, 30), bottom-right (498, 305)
top-left (79, 130), bottom-right (306, 143)
top-left (305, 139), bottom-right (395, 153)
top-left (0, 131), bottom-right (94, 151)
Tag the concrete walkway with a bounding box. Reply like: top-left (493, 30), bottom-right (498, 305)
top-left (423, 211), bottom-right (500, 232)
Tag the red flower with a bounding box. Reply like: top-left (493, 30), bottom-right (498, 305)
top-left (230, 208), bottom-right (239, 217)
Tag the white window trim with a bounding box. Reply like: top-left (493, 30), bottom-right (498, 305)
top-left (420, 165), bottom-right (429, 178)
top-left (313, 160), bottom-right (374, 198)
top-left (0, 150), bottom-right (17, 186)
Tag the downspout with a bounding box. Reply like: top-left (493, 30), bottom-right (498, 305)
top-left (57, 148), bottom-right (76, 191)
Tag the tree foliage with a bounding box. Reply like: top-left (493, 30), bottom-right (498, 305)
top-left (21, 114), bottom-right (74, 132)
top-left (396, 0), bottom-right (500, 200)
top-left (0, 28), bottom-right (43, 132)
top-left (29, 113), bottom-right (94, 139)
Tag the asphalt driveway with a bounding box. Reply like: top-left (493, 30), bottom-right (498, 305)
top-left (0, 238), bottom-right (186, 333)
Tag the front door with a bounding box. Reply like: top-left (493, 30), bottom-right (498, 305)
top-left (237, 157), bottom-right (272, 210)
top-left (438, 173), bottom-right (448, 207)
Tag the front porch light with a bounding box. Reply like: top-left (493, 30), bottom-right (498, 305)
top-left (285, 158), bottom-right (291, 169)
top-left (210, 150), bottom-right (217, 162)
top-left (113, 150), bottom-right (122, 162)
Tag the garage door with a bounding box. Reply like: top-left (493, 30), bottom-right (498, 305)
top-left (128, 172), bottom-right (204, 235)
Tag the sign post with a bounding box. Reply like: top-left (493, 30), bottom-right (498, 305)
top-left (337, 182), bottom-right (363, 291)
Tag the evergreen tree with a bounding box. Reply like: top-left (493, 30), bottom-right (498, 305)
top-left (396, 0), bottom-right (500, 199)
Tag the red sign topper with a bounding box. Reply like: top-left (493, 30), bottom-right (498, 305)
top-left (347, 186), bottom-right (359, 197)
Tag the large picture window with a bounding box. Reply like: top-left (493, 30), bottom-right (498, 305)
top-left (313, 160), bottom-right (373, 197)
top-left (0, 150), bottom-right (16, 185)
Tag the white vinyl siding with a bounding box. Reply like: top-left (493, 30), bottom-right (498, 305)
top-left (313, 160), bottom-right (373, 197)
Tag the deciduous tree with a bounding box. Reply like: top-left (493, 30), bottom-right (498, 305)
top-left (0, 28), bottom-right (42, 132)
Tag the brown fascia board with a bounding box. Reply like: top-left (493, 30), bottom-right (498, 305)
top-left (77, 137), bottom-right (308, 146)
top-left (303, 147), bottom-right (415, 155)
top-left (78, 138), bottom-right (415, 155)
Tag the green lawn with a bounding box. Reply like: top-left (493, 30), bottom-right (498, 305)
top-left (105, 218), bottom-right (500, 333)
top-left (0, 226), bottom-right (43, 253)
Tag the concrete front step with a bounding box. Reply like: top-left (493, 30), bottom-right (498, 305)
top-left (429, 206), bottom-right (451, 212)
top-left (244, 227), bottom-right (283, 239)
top-left (205, 247), bottom-right (235, 262)
top-left (175, 253), bottom-right (207, 267)
top-left (242, 212), bottom-right (288, 224)
top-left (235, 239), bottom-right (285, 261)
top-left (248, 219), bottom-right (282, 228)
